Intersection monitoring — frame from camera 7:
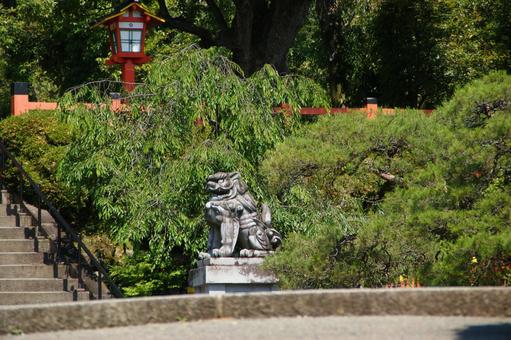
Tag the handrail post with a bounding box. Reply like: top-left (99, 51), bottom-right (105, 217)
top-left (56, 224), bottom-right (61, 263)
top-left (77, 243), bottom-right (83, 288)
top-left (98, 271), bottom-right (103, 299)
top-left (37, 196), bottom-right (41, 238)
top-left (0, 150), bottom-right (4, 189)
top-left (17, 179), bottom-right (23, 229)
top-left (18, 181), bottom-right (23, 206)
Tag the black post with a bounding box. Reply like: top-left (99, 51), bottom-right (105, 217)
top-left (98, 271), bottom-right (103, 299)
top-left (367, 97), bottom-right (378, 105)
top-left (0, 149), bottom-right (4, 189)
top-left (18, 181), bottom-right (22, 205)
top-left (110, 92), bottom-right (121, 99)
top-left (56, 224), bottom-right (62, 262)
top-left (77, 243), bottom-right (83, 288)
top-left (37, 196), bottom-right (41, 237)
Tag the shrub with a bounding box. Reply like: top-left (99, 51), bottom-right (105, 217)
top-left (0, 110), bottom-right (83, 218)
top-left (261, 109), bottom-right (449, 219)
top-left (263, 109), bottom-right (451, 286)
top-left (435, 71), bottom-right (511, 129)
top-left (265, 72), bottom-right (511, 288)
top-left (109, 251), bottom-right (188, 297)
top-left (426, 72), bottom-right (511, 284)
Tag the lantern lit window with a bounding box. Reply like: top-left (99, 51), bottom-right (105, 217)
top-left (120, 29), bottom-right (142, 52)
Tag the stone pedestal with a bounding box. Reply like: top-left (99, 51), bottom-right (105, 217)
top-left (189, 257), bottom-right (278, 295)
top-left (1, 190), bottom-right (10, 204)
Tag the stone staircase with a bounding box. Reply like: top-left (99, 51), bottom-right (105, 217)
top-left (0, 193), bottom-right (90, 305)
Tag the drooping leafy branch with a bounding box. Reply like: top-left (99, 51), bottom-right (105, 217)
top-left (57, 47), bottom-right (328, 294)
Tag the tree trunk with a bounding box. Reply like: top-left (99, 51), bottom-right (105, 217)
top-left (160, 0), bottom-right (312, 76)
top-left (226, 0), bottom-right (313, 76)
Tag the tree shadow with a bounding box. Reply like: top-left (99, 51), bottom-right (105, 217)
top-left (456, 323), bottom-right (511, 340)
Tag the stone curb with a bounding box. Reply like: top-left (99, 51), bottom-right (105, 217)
top-left (1, 287), bottom-right (510, 335)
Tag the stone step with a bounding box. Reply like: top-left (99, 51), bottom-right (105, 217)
top-left (0, 278), bottom-right (79, 292)
top-left (0, 239), bottom-right (34, 252)
top-left (0, 204), bottom-right (11, 217)
top-left (0, 264), bottom-right (68, 278)
top-left (0, 291), bottom-right (89, 305)
top-left (0, 239), bottom-right (50, 252)
top-left (0, 216), bottom-right (17, 226)
top-left (0, 227), bottom-right (33, 239)
top-left (0, 252), bottom-right (44, 265)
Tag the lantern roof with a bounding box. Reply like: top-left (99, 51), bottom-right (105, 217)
top-left (91, 0), bottom-right (165, 28)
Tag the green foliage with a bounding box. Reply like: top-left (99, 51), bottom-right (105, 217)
top-left (264, 222), bottom-right (358, 289)
top-left (308, 0), bottom-right (511, 107)
top-left (372, 0), bottom-right (448, 108)
top-left (426, 72), bottom-right (511, 285)
top-left (0, 110), bottom-right (82, 215)
top-left (109, 252), bottom-right (187, 297)
top-left (2, 0), bottom-right (509, 116)
top-left (288, 4), bottom-right (328, 88)
top-left (261, 110), bottom-right (448, 216)
top-left (0, 0), bottom-right (112, 116)
top-left (1, 0), bottom-right (509, 293)
top-left (57, 47), bottom-right (328, 294)
top-left (439, 0), bottom-right (511, 91)
top-left (262, 109), bottom-right (451, 286)
top-left (264, 72), bottom-right (511, 288)
top-left (434, 71), bottom-right (511, 129)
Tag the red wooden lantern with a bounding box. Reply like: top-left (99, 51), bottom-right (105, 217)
top-left (92, 0), bottom-right (164, 92)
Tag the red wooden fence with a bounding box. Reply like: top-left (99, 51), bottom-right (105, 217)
top-left (10, 82), bottom-right (434, 118)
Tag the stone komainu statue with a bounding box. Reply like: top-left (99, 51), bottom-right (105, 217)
top-left (202, 172), bottom-right (282, 258)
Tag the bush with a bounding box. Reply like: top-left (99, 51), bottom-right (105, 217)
top-left (261, 109), bottom-right (449, 219)
top-left (0, 110), bottom-right (83, 218)
top-left (263, 109), bottom-right (451, 286)
top-left (109, 251), bottom-right (188, 297)
top-left (436, 71), bottom-right (511, 129)
top-left (426, 72), bottom-right (511, 284)
top-left (265, 72), bottom-right (511, 287)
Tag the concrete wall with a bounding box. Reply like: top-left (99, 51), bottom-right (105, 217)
top-left (1, 287), bottom-right (510, 335)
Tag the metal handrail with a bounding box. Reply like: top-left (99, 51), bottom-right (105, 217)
top-left (0, 140), bottom-right (123, 299)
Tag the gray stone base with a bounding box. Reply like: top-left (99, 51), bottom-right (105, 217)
top-left (2, 288), bottom-right (511, 335)
top-left (189, 257), bottom-right (278, 295)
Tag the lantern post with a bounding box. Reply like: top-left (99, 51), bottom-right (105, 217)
top-left (92, 0), bottom-right (164, 92)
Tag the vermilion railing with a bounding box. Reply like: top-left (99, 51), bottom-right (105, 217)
top-left (10, 82), bottom-right (435, 118)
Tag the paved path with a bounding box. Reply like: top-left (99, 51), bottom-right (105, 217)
top-left (3, 316), bottom-right (511, 340)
